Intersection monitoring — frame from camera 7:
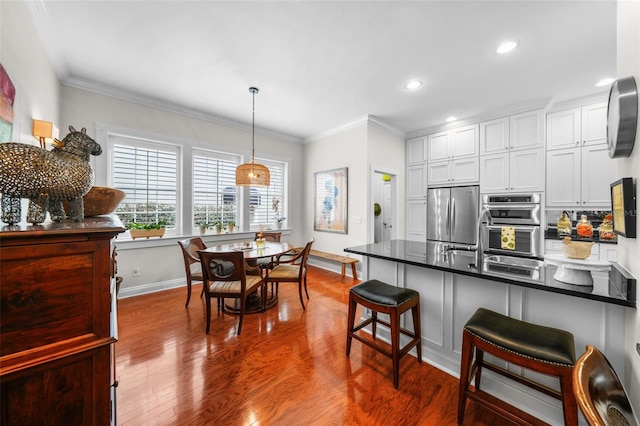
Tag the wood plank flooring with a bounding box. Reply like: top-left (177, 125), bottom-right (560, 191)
top-left (115, 266), bottom-right (513, 425)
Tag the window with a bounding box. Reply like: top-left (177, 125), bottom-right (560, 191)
top-left (250, 159), bottom-right (286, 227)
top-left (193, 151), bottom-right (240, 229)
top-left (111, 136), bottom-right (179, 231)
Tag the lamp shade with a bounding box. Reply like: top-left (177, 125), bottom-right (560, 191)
top-left (32, 119), bottom-right (59, 148)
top-left (236, 161), bottom-right (270, 187)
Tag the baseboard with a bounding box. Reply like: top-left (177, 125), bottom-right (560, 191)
top-left (118, 278), bottom-right (185, 299)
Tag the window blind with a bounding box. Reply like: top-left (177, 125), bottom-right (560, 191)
top-left (250, 159), bottom-right (286, 226)
top-left (193, 152), bottom-right (239, 227)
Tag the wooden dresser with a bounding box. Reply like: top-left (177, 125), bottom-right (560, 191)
top-left (0, 216), bottom-right (125, 425)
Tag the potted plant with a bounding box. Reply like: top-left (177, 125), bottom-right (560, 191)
top-left (212, 221), bottom-right (223, 234)
top-left (227, 221), bottom-right (236, 233)
top-left (274, 216), bottom-right (286, 230)
top-left (195, 221), bottom-right (208, 236)
top-left (128, 221), bottom-right (167, 240)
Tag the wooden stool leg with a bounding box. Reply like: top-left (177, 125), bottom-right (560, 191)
top-left (458, 331), bottom-right (474, 425)
top-left (412, 303), bottom-right (422, 363)
top-left (559, 371), bottom-right (578, 426)
top-left (351, 263), bottom-right (357, 279)
top-left (341, 263), bottom-right (346, 278)
top-left (371, 310), bottom-right (378, 339)
top-left (391, 308), bottom-right (401, 389)
top-left (346, 296), bottom-right (357, 357)
top-left (475, 348), bottom-right (484, 390)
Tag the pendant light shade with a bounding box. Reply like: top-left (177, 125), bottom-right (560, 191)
top-left (236, 87), bottom-right (270, 187)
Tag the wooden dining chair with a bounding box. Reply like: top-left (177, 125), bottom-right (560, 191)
top-left (573, 345), bottom-right (638, 426)
top-left (265, 239), bottom-right (314, 310)
top-left (198, 250), bottom-right (265, 335)
top-left (177, 237), bottom-right (206, 307)
top-left (253, 231), bottom-right (286, 271)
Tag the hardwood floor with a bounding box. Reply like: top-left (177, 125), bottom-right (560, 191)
top-left (116, 266), bottom-right (513, 425)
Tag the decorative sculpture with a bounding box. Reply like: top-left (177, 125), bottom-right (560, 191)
top-left (0, 126), bottom-right (102, 224)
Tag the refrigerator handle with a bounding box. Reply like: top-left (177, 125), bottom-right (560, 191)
top-left (446, 197), bottom-right (451, 237)
top-left (451, 198), bottom-right (456, 237)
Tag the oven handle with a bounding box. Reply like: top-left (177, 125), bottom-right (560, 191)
top-left (486, 225), bottom-right (540, 231)
top-left (484, 204), bottom-right (541, 210)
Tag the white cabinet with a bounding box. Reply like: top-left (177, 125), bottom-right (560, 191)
top-left (479, 109), bottom-right (545, 193)
top-left (427, 157), bottom-right (479, 186)
top-left (547, 103), bottom-right (607, 150)
top-left (407, 164), bottom-right (426, 199)
top-left (546, 102), bottom-right (613, 208)
top-left (480, 110), bottom-right (544, 155)
top-left (427, 124), bottom-right (479, 186)
top-left (407, 136), bottom-right (426, 165)
top-left (544, 239), bottom-right (617, 263)
top-left (406, 199), bottom-right (427, 242)
top-left (428, 124), bottom-right (479, 162)
top-left (481, 148), bottom-right (544, 193)
top-left (546, 142), bottom-right (614, 208)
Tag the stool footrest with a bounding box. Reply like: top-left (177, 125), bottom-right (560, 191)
top-left (466, 387), bottom-right (549, 426)
top-left (479, 361), bottom-right (562, 400)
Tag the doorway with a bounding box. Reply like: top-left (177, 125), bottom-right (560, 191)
top-left (372, 170), bottom-right (396, 243)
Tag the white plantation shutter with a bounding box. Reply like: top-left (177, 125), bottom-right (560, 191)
top-left (112, 138), bottom-right (179, 230)
top-left (193, 151), bottom-right (240, 228)
top-left (250, 159), bottom-right (286, 226)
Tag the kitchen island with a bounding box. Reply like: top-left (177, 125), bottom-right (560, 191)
top-left (344, 239), bottom-right (636, 425)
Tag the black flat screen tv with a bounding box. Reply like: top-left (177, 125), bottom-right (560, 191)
top-left (610, 177), bottom-right (636, 238)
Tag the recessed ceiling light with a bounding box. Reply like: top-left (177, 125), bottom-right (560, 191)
top-left (496, 41), bottom-right (518, 54)
top-left (596, 78), bottom-right (615, 87)
top-left (405, 80), bottom-right (423, 90)
top-left (446, 116), bottom-right (457, 122)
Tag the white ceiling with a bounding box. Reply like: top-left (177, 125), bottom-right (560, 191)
top-left (27, 0), bottom-right (617, 142)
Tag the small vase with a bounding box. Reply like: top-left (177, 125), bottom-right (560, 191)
top-left (276, 222), bottom-right (282, 230)
top-left (198, 225), bottom-right (206, 236)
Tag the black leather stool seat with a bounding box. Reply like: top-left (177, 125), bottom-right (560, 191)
top-left (464, 308), bottom-right (576, 366)
top-left (350, 279), bottom-right (419, 306)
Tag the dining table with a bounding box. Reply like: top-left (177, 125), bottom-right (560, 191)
top-left (199, 240), bottom-right (294, 313)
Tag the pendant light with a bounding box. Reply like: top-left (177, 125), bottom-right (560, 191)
top-left (235, 87), bottom-right (270, 187)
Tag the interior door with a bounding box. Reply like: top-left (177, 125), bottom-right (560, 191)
top-left (382, 181), bottom-right (393, 242)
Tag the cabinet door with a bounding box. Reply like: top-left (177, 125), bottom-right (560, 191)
top-left (479, 117), bottom-right (509, 155)
top-left (510, 109), bottom-right (544, 150)
top-left (407, 136), bottom-right (426, 164)
top-left (547, 108), bottom-right (581, 150)
top-left (581, 144), bottom-right (615, 206)
top-left (450, 157), bottom-right (479, 184)
top-left (451, 124), bottom-right (479, 158)
top-left (600, 244), bottom-right (617, 262)
top-left (406, 200), bottom-right (427, 242)
top-left (546, 148), bottom-right (581, 207)
top-left (510, 148), bottom-right (545, 192)
top-left (581, 103), bottom-right (607, 146)
top-left (480, 153), bottom-right (509, 193)
top-left (427, 131), bottom-right (450, 162)
top-left (407, 164), bottom-right (426, 199)
top-left (427, 160), bottom-right (450, 186)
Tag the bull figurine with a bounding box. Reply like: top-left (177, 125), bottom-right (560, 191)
top-left (0, 126), bottom-right (102, 224)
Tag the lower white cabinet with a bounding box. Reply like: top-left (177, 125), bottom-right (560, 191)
top-left (427, 157), bottom-right (479, 186)
top-left (480, 148), bottom-right (544, 193)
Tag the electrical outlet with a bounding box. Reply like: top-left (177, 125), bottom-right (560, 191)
top-left (132, 266), bottom-right (140, 277)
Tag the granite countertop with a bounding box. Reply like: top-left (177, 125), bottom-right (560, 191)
top-left (344, 240), bottom-right (635, 308)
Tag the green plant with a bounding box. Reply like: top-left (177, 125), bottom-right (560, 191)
top-left (275, 216), bottom-right (286, 223)
top-left (227, 221), bottom-right (236, 227)
top-left (127, 221), bottom-right (166, 230)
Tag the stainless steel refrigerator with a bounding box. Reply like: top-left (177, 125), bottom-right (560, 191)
top-left (426, 186), bottom-right (479, 254)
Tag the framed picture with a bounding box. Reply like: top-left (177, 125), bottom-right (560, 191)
top-left (314, 167), bottom-right (348, 234)
top-left (610, 177), bottom-right (636, 238)
top-left (0, 64), bottom-right (16, 142)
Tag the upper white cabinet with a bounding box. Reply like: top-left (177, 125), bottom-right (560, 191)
top-left (407, 136), bottom-right (426, 165)
top-left (547, 102), bottom-right (607, 150)
top-left (427, 124), bottom-right (479, 186)
top-left (428, 124), bottom-right (479, 162)
top-left (479, 109), bottom-right (544, 193)
top-left (546, 102), bottom-right (614, 208)
top-left (480, 109), bottom-right (544, 155)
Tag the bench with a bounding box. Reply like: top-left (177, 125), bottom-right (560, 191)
top-left (292, 247), bottom-right (359, 279)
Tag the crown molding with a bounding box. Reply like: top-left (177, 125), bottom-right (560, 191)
top-left (305, 115), bottom-right (405, 143)
top-left (367, 115), bottom-right (406, 138)
top-left (62, 76), bottom-right (303, 144)
top-left (406, 97), bottom-right (554, 139)
top-left (546, 91), bottom-right (609, 113)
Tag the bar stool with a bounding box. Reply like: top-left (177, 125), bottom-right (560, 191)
top-left (458, 308), bottom-right (578, 425)
top-left (346, 279), bottom-right (422, 389)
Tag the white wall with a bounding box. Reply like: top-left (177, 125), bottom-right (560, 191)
top-left (616, 0), bottom-right (640, 411)
top-left (0, 1), bottom-right (60, 145)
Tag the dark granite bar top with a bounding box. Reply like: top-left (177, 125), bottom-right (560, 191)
top-left (344, 240), bottom-right (635, 308)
